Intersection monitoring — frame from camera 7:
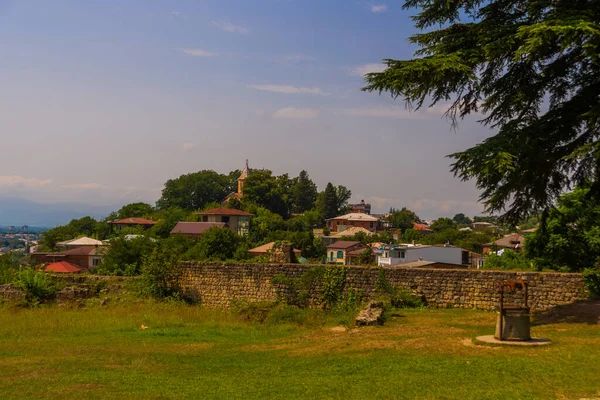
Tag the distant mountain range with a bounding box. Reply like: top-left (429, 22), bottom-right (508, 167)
top-left (0, 197), bottom-right (119, 227)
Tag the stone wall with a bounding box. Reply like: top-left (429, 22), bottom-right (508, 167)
top-left (177, 262), bottom-right (588, 311)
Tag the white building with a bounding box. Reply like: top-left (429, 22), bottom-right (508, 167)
top-left (377, 244), bottom-right (466, 266)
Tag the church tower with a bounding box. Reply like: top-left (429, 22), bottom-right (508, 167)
top-left (237, 159), bottom-right (250, 195)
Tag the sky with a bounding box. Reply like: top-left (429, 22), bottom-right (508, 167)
top-left (0, 0), bottom-right (495, 221)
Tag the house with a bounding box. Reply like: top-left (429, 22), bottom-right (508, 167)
top-left (350, 200), bottom-right (371, 215)
top-left (413, 222), bottom-right (432, 233)
top-left (109, 218), bottom-right (156, 232)
top-left (326, 213), bottom-right (381, 233)
top-left (247, 242), bottom-right (301, 259)
top-left (31, 245), bottom-right (106, 269)
top-left (56, 237), bottom-right (104, 249)
top-left (196, 208), bottom-right (253, 236)
top-left (321, 226), bottom-right (374, 245)
top-left (472, 221), bottom-right (496, 230)
top-left (483, 234), bottom-right (526, 254)
top-left (170, 222), bottom-right (226, 239)
top-left (45, 261), bottom-right (82, 274)
top-left (326, 241), bottom-right (367, 265)
top-left (224, 160), bottom-right (251, 204)
top-left (377, 243), bottom-right (467, 267)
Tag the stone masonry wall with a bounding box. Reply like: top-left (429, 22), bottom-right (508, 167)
top-left (177, 262), bottom-right (588, 311)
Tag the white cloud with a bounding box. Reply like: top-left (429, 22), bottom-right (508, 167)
top-left (62, 183), bottom-right (103, 190)
top-left (348, 63), bottom-right (386, 76)
top-left (247, 84), bottom-right (326, 95)
top-left (273, 107), bottom-right (320, 119)
top-left (371, 4), bottom-right (388, 13)
top-left (0, 176), bottom-right (52, 188)
top-left (177, 48), bottom-right (215, 57)
top-left (212, 19), bottom-right (249, 35)
top-left (183, 142), bottom-right (195, 151)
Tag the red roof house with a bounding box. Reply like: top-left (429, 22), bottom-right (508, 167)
top-left (170, 222), bottom-right (226, 238)
top-left (110, 218), bottom-right (157, 232)
top-left (45, 261), bottom-right (82, 273)
top-left (196, 208), bottom-right (253, 236)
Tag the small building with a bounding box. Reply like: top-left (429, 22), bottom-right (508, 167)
top-left (56, 237), bottom-right (105, 249)
top-left (483, 234), bottom-right (526, 254)
top-left (321, 226), bottom-right (374, 245)
top-left (109, 218), bottom-right (157, 232)
top-left (31, 245), bottom-right (105, 269)
top-left (247, 242), bottom-right (301, 259)
top-left (326, 241), bottom-right (367, 265)
top-left (224, 161), bottom-right (251, 204)
top-left (377, 243), bottom-right (467, 267)
top-left (170, 222), bottom-right (226, 239)
top-left (413, 222), bottom-right (432, 233)
top-left (326, 213), bottom-right (381, 233)
top-left (350, 200), bottom-right (371, 215)
top-left (45, 261), bottom-right (82, 273)
top-left (472, 221), bottom-right (496, 230)
top-left (196, 208), bottom-right (253, 236)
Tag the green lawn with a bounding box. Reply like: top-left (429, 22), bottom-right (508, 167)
top-left (0, 300), bottom-right (598, 399)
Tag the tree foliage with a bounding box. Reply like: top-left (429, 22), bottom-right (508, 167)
top-left (364, 0), bottom-right (600, 224)
top-left (290, 170), bottom-right (318, 213)
top-left (389, 208), bottom-right (420, 232)
top-left (116, 202), bottom-right (154, 219)
top-left (157, 170), bottom-right (236, 211)
top-left (243, 169), bottom-right (289, 217)
top-left (526, 187), bottom-right (600, 271)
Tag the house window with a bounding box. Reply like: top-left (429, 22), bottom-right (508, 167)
top-left (222, 216), bottom-right (230, 224)
top-left (330, 252), bottom-right (334, 261)
top-left (400, 251), bottom-right (406, 258)
top-left (92, 258), bottom-right (101, 267)
top-left (337, 251), bottom-right (343, 259)
top-left (202, 216), bottom-right (208, 222)
top-left (370, 222), bottom-right (374, 228)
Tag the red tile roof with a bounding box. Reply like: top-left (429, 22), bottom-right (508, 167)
top-left (45, 261), bottom-right (82, 273)
top-left (197, 208), bottom-right (254, 216)
top-left (326, 241), bottom-right (364, 250)
top-left (170, 222), bottom-right (226, 235)
top-left (110, 218), bottom-right (157, 225)
top-left (59, 246), bottom-right (104, 256)
top-left (413, 223), bottom-right (432, 231)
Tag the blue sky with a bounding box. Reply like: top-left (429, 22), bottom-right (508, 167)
top-left (0, 0), bottom-right (493, 220)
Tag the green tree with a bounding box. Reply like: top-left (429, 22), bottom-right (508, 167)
top-left (527, 187), bottom-right (600, 271)
top-left (453, 213), bottom-right (472, 226)
top-left (141, 243), bottom-right (182, 299)
top-left (157, 170), bottom-right (235, 211)
top-left (98, 235), bottom-right (157, 276)
top-left (334, 185), bottom-right (352, 215)
top-left (290, 170), bottom-right (318, 213)
top-left (363, 0), bottom-right (600, 224)
top-left (317, 183), bottom-right (339, 220)
top-left (184, 227), bottom-right (240, 261)
top-left (430, 218), bottom-right (456, 232)
top-left (389, 208), bottom-right (420, 232)
top-left (116, 202), bottom-right (154, 219)
top-left (243, 169), bottom-right (289, 217)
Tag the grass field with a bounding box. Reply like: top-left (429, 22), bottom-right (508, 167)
top-left (0, 300), bottom-right (599, 400)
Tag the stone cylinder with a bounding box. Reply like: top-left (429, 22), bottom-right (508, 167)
top-left (495, 307), bottom-right (531, 341)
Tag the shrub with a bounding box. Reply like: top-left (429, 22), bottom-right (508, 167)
top-left (0, 254), bottom-right (17, 285)
top-left (141, 245), bottom-right (182, 300)
top-left (12, 268), bottom-right (56, 304)
top-left (582, 268), bottom-right (600, 298)
top-left (322, 266), bottom-right (346, 309)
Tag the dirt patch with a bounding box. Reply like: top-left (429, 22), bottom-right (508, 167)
top-left (533, 300), bottom-right (600, 325)
top-left (329, 326), bottom-right (347, 333)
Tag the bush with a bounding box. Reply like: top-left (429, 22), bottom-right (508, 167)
top-left (482, 250), bottom-right (533, 270)
top-left (141, 245), bottom-right (182, 300)
top-left (0, 254), bottom-right (17, 285)
top-left (12, 268), bottom-right (56, 304)
top-left (582, 268), bottom-right (600, 298)
top-left (272, 266), bottom-right (325, 308)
